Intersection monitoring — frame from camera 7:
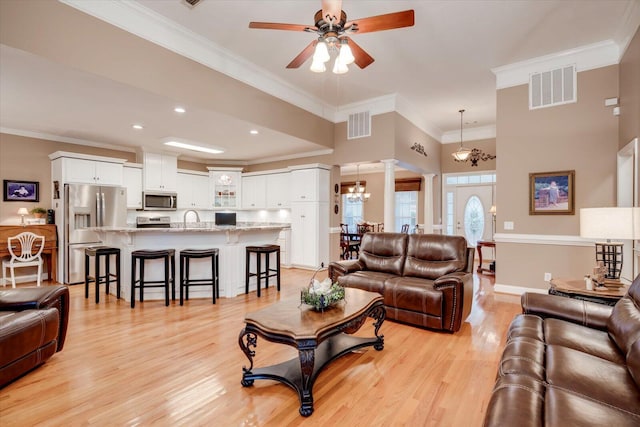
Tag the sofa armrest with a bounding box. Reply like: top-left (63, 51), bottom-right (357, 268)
top-left (521, 292), bottom-right (612, 331)
top-left (328, 260), bottom-right (365, 282)
top-left (434, 272), bottom-right (473, 332)
top-left (0, 285), bottom-right (70, 351)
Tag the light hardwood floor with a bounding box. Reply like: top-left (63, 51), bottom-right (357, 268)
top-left (0, 269), bottom-right (520, 426)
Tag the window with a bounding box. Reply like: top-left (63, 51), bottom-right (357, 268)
top-left (342, 195), bottom-right (363, 232)
top-left (395, 191), bottom-right (417, 232)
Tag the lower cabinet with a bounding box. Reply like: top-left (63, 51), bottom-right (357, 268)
top-left (290, 202), bottom-right (329, 269)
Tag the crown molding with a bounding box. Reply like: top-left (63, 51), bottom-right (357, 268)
top-left (395, 95), bottom-right (444, 142)
top-left (441, 124), bottom-right (496, 144)
top-left (246, 148), bottom-right (334, 165)
top-left (333, 94), bottom-right (397, 122)
top-left (615, 0), bottom-right (640, 59)
top-left (1, 127), bottom-right (135, 153)
top-left (492, 40), bottom-right (620, 89)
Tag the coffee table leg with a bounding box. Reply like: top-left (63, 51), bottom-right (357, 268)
top-left (298, 345), bottom-right (315, 417)
top-left (370, 306), bottom-right (386, 351)
top-left (238, 328), bottom-right (257, 386)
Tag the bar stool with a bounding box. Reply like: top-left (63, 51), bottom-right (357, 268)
top-left (130, 249), bottom-right (175, 308)
top-left (245, 245), bottom-right (280, 297)
top-left (84, 246), bottom-right (120, 304)
top-left (179, 248), bottom-right (219, 305)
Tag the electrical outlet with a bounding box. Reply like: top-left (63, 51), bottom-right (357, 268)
top-left (504, 221), bottom-right (514, 230)
top-left (544, 272), bottom-right (552, 281)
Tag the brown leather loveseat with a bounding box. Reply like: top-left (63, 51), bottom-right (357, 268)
top-left (0, 285), bottom-right (70, 387)
top-left (329, 233), bottom-right (474, 332)
top-left (484, 274), bottom-right (640, 426)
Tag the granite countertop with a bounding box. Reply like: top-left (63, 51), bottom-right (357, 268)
top-left (91, 222), bottom-right (290, 233)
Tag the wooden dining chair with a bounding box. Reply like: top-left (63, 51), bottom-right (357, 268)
top-left (2, 232), bottom-right (45, 287)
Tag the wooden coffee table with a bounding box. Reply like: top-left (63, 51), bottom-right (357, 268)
top-left (238, 288), bottom-right (385, 417)
top-left (549, 277), bottom-right (629, 306)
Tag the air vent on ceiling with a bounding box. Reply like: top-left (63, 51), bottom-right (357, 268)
top-left (348, 111), bottom-right (371, 139)
top-left (183, 0), bottom-right (202, 7)
top-left (529, 65), bottom-right (576, 110)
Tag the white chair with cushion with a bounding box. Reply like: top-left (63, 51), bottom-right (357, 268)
top-left (2, 232), bottom-right (45, 287)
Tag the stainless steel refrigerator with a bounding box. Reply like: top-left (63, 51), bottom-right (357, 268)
top-left (65, 184), bottom-right (127, 284)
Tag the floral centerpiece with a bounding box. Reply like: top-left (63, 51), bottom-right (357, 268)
top-left (300, 277), bottom-right (345, 311)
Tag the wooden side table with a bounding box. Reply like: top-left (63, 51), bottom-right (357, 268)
top-left (549, 277), bottom-right (629, 306)
top-left (476, 240), bottom-right (496, 275)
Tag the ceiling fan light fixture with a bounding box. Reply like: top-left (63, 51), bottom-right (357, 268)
top-left (339, 39), bottom-right (355, 65)
top-left (310, 58), bottom-right (326, 73)
top-left (312, 39), bottom-right (330, 63)
top-left (332, 56), bottom-right (348, 74)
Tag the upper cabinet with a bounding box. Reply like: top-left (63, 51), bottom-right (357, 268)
top-left (242, 175), bottom-right (267, 209)
top-left (49, 152), bottom-right (126, 186)
top-left (143, 152), bottom-right (177, 192)
top-left (209, 167), bottom-right (243, 209)
top-left (177, 171), bottom-right (210, 209)
top-left (290, 167), bottom-right (330, 202)
top-left (123, 164), bottom-right (143, 209)
top-left (266, 172), bottom-right (290, 209)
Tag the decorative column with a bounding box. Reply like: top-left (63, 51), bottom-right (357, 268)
top-left (381, 159), bottom-right (397, 232)
top-left (422, 173), bottom-right (436, 233)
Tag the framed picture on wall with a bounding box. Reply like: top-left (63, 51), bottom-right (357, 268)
top-left (3, 180), bottom-right (39, 202)
top-left (529, 171), bottom-right (574, 215)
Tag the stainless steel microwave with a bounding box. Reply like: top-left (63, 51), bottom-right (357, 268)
top-left (142, 192), bottom-right (177, 211)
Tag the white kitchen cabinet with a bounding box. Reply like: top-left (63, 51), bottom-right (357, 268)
top-left (277, 228), bottom-right (291, 267)
top-left (266, 172), bottom-right (291, 209)
top-left (63, 158), bottom-right (123, 186)
top-left (290, 201), bottom-right (329, 269)
top-left (143, 152), bottom-right (177, 192)
top-left (177, 172), bottom-right (210, 209)
top-left (290, 168), bottom-right (330, 202)
top-left (242, 175), bottom-right (267, 209)
top-left (123, 165), bottom-right (143, 209)
top-left (209, 167), bottom-right (242, 209)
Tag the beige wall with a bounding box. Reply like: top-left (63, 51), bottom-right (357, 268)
top-left (495, 65), bottom-right (620, 290)
top-left (441, 138), bottom-right (497, 173)
top-left (619, 27), bottom-right (640, 148)
top-left (0, 133), bottom-right (135, 225)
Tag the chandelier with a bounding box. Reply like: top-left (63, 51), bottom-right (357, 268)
top-left (310, 37), bottom-right (355, 74)
top-left (347, 165), bottom-right (370, 202)
top-left (451, 109), bottom-right (472, 161)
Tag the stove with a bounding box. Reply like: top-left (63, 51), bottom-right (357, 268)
top-left (136, 216), bottom-right (171, 228)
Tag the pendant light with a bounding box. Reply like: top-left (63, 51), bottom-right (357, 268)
top-left (452, 109), bottom-right (472, 161)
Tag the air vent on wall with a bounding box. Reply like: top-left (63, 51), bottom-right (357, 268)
top-left (529, 65), bottom-right (576, 109)
top-left (183, 0), bottom-right (202, 7)
top-left (348, 111), bottom-right (371, 139)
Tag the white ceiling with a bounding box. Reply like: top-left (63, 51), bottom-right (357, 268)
top-left (0, 0), bottom-right (637, 163)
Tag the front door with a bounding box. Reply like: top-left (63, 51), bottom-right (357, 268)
top-left (455, 185), bottom-right (494, 247)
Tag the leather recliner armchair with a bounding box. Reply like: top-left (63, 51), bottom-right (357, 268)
top-left (0, 285), bottom-right (70, 387)
top-left (329, 233), bottom-right (474, 332)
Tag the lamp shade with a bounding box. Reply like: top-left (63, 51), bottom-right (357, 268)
top-left (489, 205), bottom-right (497, 214)
top-left (580, 207), bottom-right (640, 240)
top-left (17, 208), bottom-right (29, 215)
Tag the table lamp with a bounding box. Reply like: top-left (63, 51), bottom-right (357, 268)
top-left (489, 205), bottom-right (497, 240)
top-left (580, 207), bottom-right (640, 279)
top-left (17, 207), bottom-right (29, 227)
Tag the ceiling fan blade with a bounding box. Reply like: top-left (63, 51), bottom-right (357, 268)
top-left (343, 37), bottom-right (374, 69)
top-left (349, 10), bottom-right (415, 34)
top-left (249, 22), bottom-right (314, 32)
top-left (321, 0), bottom-right (343, 23)
top-left (286, 40), bottom-right (318, 69)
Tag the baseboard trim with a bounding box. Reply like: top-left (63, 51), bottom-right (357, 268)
top-left (494, 233), bottom-right (593, 247)
top-left (494, 283), bottom-right (548, 296)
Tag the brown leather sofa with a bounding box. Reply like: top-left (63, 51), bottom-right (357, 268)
top-left (0, 285), bottom-right (70, 387)
top-left (328, 233), bottom-right (474, 332)
top-left (484, 274), bottom-right (640, 426)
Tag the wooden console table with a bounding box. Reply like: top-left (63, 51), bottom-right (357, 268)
top-left (476, 240), bottom-right (496, 275)
top-left (0, 225), bottom-right (58, 283)
top-left (549, 277), bottom-right (628, 306)
top-left (238, 288), bottom-right (385, 417)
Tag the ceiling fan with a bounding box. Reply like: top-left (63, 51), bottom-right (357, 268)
top-left (248, 0), bottom-right (414, 73)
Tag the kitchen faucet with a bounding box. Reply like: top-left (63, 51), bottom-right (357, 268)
top-left (183, 209), bottom-right (200, 227)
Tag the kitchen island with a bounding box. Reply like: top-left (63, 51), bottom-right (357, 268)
top-left (94, 224), bottom-right (289, 302)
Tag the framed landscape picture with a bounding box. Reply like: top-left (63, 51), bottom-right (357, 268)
top-left (3, 180), bottom-right (39, 202)
top-left (529, 170), bottom-right (574, 215)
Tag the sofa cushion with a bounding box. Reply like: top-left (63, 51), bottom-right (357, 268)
top-left (498, 337), bottom-right (546, 381)
top-left (607, 283), bottom-right (640, 357)
top-left (483, 375), bottom-right (545, 427)
top-left (627, 338), bottom-right (640, 389)
top-left (0, 309), bottom-right (59, 368)
top-left (336, 271), bottom-right (396, 294)
top-left (383, 276), bottom-right (442, 316)
top-left (546, 345), bottom-right (640, 415)
top-left (507, 314), bottom-right (545, 342)
top-left (404, 234), bottom-right (467, 280)
top-left (358, 233), bottom-right (408, 276)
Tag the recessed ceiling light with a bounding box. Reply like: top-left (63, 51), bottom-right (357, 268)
top-left (174, 106), bottom-right (186, 113)
top-left (250, 130), bottom-right (259, 135)
top-left (132, 124), bottom-right (144, 130)
top-left (163, 139), bottom-right (224, 154)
